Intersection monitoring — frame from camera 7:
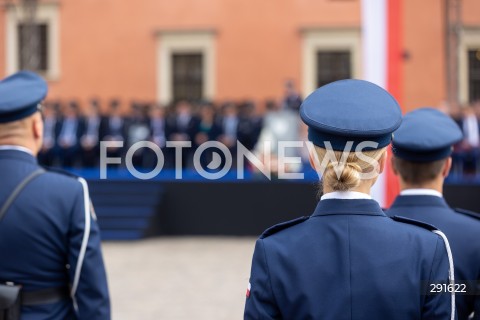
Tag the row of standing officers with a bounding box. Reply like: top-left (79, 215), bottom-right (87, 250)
top-left (0, 71), bottom-right (478, 319)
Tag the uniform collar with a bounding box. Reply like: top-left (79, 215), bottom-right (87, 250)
top-left (321, 191), bottom-right (372, 200)
top-left (391, 194), bottom-right (449, 209)
top-left (0, 145), bottom-right (34, 155)
top-left (312, 198), bottom-right (386, 217)
top-left (0, 145), bottom-right (37, 164)
top-left (399, 188), bottom-right (443, 198)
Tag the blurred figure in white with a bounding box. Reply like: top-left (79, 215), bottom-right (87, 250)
top-left (462, 105), bottom-right (480, 175)
top-left (254, 99), bottom-right (300, 177)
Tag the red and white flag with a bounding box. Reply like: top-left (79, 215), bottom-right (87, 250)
top-left (362, 0), bottom-right (403, 208)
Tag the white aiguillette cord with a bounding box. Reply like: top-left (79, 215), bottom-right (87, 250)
top-left (70, 177), bottom-right (91, 312)
top-left (432, 230), bottom-right (455, 320)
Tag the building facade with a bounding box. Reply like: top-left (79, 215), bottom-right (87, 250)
top-left (0, 0), bottom-right (479, 111)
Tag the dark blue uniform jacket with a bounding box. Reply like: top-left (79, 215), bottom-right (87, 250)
top-left (388, 195), bottom-right (480, 320)
top-left (0, 149), bottom-right (110, 319)
top-left (245, 198), bottom-right (453, 320)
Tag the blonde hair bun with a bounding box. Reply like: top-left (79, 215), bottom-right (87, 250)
top-left (324, 161), bottom-right (362, 191)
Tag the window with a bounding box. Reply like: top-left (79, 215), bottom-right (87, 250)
top-left (17, 23), bottom-right (49, 72)
top-left (316, 51), bottom-right (352, 88)
top-left (156, 30), bottom-right (216, 104)
top-left (468, 49), bottom-right (480, 102)
top-left (5, 3), bottom-right (60, 79)
top-left (459, 28), bottom-right (480, 104)
top-left (172, 53), bottom-right (203, 102)
top-left (301, 28), bottom-right (361, 96)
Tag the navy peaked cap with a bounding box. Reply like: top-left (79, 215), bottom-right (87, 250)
top-left (0, 71), bottom-right (47, 123)
top-left (392, 107), bottom-right (463, 162)
top-left (300, 79), bottom-right (402, 151)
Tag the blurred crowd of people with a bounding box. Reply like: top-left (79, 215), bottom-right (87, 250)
top-left (38, 81), bottom-right (304, 170)
top-left (442, 100), bottom-right (480, 178)
top-left (38, 81), bottom-right (480, 180)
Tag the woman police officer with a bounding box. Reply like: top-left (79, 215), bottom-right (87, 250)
top-left (244, 79), bottom-right (454, 320)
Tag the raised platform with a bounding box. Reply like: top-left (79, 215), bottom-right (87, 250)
top-left (79, 169), bottom-right (480, 239)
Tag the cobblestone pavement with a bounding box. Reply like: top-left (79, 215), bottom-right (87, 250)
top-left (102, 237), bottom-right (256, 320)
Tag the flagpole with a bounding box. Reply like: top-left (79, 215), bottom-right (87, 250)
top-left (361, 0), bottom-right (388, 207)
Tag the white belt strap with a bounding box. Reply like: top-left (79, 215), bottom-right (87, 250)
top-left (433, 230), bottom-right (455, 320)
top-left (70, 177), bottom-right (92, 311)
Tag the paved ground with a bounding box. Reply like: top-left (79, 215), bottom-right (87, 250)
top-left (102, 237), bottom-right (256, 320)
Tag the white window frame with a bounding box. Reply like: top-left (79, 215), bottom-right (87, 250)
top-left (156, 30), bottom-right (216, 104)
top-left (301, 28), bottom-right (361, 96)
top-left (459, 27), bottom-right (480, 104)
top-left (5, 3), bottom-right (60, 80)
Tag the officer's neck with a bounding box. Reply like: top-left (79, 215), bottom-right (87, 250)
top-left (323, 179), bottom-right (375, 196)
top-left (0, 129), bottom-right (40, 156)
top-left (398, 177), bottom-right (444, 195)
top-left (0, 121), bottom-right (37, 156)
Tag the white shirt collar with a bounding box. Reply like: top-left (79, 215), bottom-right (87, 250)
top-left (321, 191), bottom-right (372, 201)
top-left (0, 145), bottom-right (34, 156)
top-left (400, 188), bottom-right (443, 198)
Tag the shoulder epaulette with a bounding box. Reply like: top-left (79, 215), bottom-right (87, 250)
top-left (42, 166), bottom-right (81, 179)
top-left (454, 208), bottom-right (480, 220)
top-left (260, 216), bottom-right (309, 239)
top-left (391, 215), bottom-right (438, 231)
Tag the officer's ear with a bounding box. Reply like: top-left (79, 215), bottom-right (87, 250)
top-left (441, 157), bottom-right (452, 178)
top-left (390, 156), bottom-right (399, 176)
top-left (376, 149), bottom-right (387, 175)
top-left (308, 145), bottom-right (321, 172)
top-left (32, 112), bottom-right (43, 141)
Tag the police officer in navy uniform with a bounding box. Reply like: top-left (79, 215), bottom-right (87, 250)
top-left (0, 71), bottom-right (110, 319)
top-left (387, 107), bottom-right (480, 320)
top-left (244, 80), bottom-right (455, 320)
